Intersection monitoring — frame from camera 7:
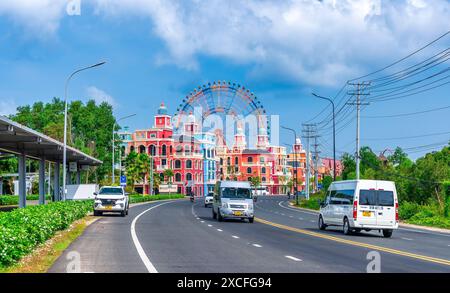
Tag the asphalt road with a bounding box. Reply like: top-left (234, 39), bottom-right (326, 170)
top-left (49, 196), bottom-right (450, 273)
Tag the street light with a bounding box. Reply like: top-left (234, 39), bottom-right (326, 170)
top-left (63, 61), bottom-right (106, 201)
top-left (112, 114), bottom-right (137, 184)
top-left (281, 125), bottom-right (299, 205)
top-left (312, 93), bottom-right (336, 181)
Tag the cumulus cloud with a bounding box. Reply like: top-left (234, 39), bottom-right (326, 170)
top-left (0, 0), bottom-right (67, 35)
top-left (92, 0), bottom-right (450, 86)
top-left (86, 86), bottom-right (118, 109)
top-left (1, 0), bottom-right (449, 86)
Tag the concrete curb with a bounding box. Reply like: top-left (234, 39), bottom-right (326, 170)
top-left (287, 201), bottom-right (450, 234)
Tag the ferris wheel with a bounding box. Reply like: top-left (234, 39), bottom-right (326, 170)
top-left (173, 80), bottom-right (269, 136)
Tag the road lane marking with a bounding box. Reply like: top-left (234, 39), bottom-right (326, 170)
top-left (208, 224), bottom-right (213, 227)
top-left (310, 220), bottom-right (315, 223)
top-left (217, 229), bottom-right (223, 232)
top-left (252, 244), bottom-right (262, 248)
top-left (298, 217), bottom-right (304, 220)
top-left (255, 217), bottom-right (450, 267)
top-left (131, 201), bottom-right (176, 273)
top-left (201, 221), bottom-right (205, 223)
top-left (232, 235), bottom-right (239, 239)
top-left (402, 237), bottom-right (413, 241)
top-left (285, 256), bottom-right (302, 262)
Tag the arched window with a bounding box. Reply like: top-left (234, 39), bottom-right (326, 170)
top-left (186, 160), bottom-right (192, 169)
top-left (248, 157), bottom-right (253, 163)
top-left (130, 146), bottom-right (135, 153)
top-left (220, 158), bottom-right (223, 165)
top-left (149, 145), bottom-right (156, 156)
top-left (174, 160), bottom-right (181, 169)
top-left (139, 145), bottom-right (146, 154)
top-left (261, 167), bottom-right (266, 174)
top-left (235, 157), bottom-right (239, 165)
top-left (169, 146), bottom-right (173, 154)
top-left (176, 145), bottom-right (183, 155)
top-left (186, 173), bottom-right (192, 181)
top-left (262, 177), bottom-right (266, 182)
top-left (227, 157), bottom-right (231, 165)
top-left (175, 173), bottom-right (182, 182)
top-left (161, 145), bottom-right (167, 156)
top-left (247, 167), bottom-right (252, 174)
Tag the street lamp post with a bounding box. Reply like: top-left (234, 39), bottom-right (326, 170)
top-left (312, 93), bottom-right (336, 181)
top-left (63, 61), bottom-right (106, 201)
top-left (281, 126), bottom-right (299, 205)
top-left (112, 114), bottom-right (136, 185)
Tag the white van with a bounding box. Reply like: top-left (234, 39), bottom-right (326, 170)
top-left (318, 180), bottom-right (399, 237)
top-left (252, 187), bottom-right (269, 196)
top-left (213, 181), bottom-right (254, 223)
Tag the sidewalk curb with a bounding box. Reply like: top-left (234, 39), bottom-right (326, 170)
top-left (287, 201), bottom-right (450, 234)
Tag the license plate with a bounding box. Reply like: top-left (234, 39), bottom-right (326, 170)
top-left (233, 211), bottom-right (243, 216)
top-left (362, 211), bottom-right (372, 217)
top-left (104, 205), bottom-right (113, 210)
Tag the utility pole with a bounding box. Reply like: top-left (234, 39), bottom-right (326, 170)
top-left (312, 134), bottom-right (321, 193)
top-left (347, 82), bottom-right (370, 180)
top-left (302, 123), bottom-right (318, 199)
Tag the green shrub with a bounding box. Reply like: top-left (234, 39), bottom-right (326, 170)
top-left (129, 194), bottom-right (184, 204)
top-left (398, 201), bottom-right (422, 220)
top-left (0, 195), bottom-right (52, 206)
top-left (0, 200), bottom-right (92, 267)
top-left (297, 191), bottom-right (326, 210)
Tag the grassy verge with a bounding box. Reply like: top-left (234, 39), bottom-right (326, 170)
top-left (292, 193), bottom-right (450, 229)
top-left (129, 193), bottom-right (185, 204)
top-left (0, 216), bottom-right (96, 273)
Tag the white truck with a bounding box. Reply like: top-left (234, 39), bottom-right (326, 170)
top-left (93, 186), bottom-right (129, 217)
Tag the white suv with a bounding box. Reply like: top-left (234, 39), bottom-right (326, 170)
top-left (94, 186), bottom-right (129, 217)
top-left (204, 192), bottom-right (214, 207)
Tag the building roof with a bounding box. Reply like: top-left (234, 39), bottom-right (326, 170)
top-left (242, 149), bottom-right (270, 155)
top-left (0, 115), bottom-right (102, 166)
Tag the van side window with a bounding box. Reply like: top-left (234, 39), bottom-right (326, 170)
top-left (329, 190), bottom-right (340, 204)
top-left (331, 189), bottom-right (354, 205)
top-left (359, 190), bottom-right (376, 205)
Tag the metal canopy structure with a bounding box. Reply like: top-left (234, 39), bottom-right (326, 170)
top-left (0, 115), bottom-right (102, 208)
top-left (0, 115), bottom-right (101, 166)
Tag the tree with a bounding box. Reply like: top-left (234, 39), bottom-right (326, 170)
top-left (322, 175), bottom-right (333, 191)
top-left (388, 147), bottom-right (409, 166)
top-left (249, 176), bottom-right (261, 195)
top-left (163, 169), bottom-right (174, 195)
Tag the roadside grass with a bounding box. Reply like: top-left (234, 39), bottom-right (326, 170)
top-left (292, 193), bottom-right (450, 229)
top-left (0, 216), bottom-right (97, 273)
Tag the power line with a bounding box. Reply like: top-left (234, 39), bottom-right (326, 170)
top-left (349, 29), bottom-right (450, 82)
top-left (363, 131), bottom-right (450, 141)
top-left (362, 105), bottom-right (450, 118)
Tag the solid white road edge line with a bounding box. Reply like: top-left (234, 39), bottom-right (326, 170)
top-left (131, 201), bottom-right (175, 273)
top-left (285, 256), bottom-right (302, 262)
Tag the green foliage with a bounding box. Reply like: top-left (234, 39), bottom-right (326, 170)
top-left (0, 195), bottom-right (52, 206)
top-left (8, 98), bottom-right (117, 183)
top-left (321, 176), bottom-right (333, 191)
top-left (0, 200), bottom-right (92, 267)
top-left (296, 191), bottom-right (326, 210)
top-left (128, 194), bottom-right (184, 204)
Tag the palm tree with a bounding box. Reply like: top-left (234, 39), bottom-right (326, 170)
top-left (163, 168), bottom-right (174, 195)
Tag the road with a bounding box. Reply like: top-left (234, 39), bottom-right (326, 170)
top-left (49, 196), bottom-right (450, 273)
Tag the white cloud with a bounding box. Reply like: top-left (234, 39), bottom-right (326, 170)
top-left (1, 0), bottom-right (449, 86)
top-left (92, 0), bottom-right (450, 86)
top-left (0, 0), bottom-right (67, 35)
top-left (0, 100), bottom-right (18, 116)
top-left (86, 86), bottom-right (118, 109)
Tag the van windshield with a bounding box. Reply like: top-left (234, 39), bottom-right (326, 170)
top-left (359, 190), bottom-right (394, 206)
top-left (221, 188), bottom-right (252, 199)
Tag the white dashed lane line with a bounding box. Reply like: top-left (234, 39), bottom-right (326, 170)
top-left (217, 229), bottom-right (223, 232)
top-left (208, 224), bottom-right (213, 227)
top-left (298, 218), bottom-right (303, 220)
top-left (201, 221), bottom-right (205, 223)
top-left (252, 244), bottom-right (262, 248)
top-left (285, 256), bottom-right (302, 262)
top-left (402, 237), bottom-right (413, 241)
top-left (232, 235), bottom-right (239, 239)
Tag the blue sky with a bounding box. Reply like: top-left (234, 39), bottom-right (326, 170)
top-left (0, 0), bottom-right (449, 160)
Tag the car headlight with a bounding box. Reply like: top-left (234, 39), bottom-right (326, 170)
top-left (222, 202), bottom-right (228, 208)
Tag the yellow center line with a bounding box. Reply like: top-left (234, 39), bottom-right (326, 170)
top-left (255, 217), bottom-right (450, 267)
